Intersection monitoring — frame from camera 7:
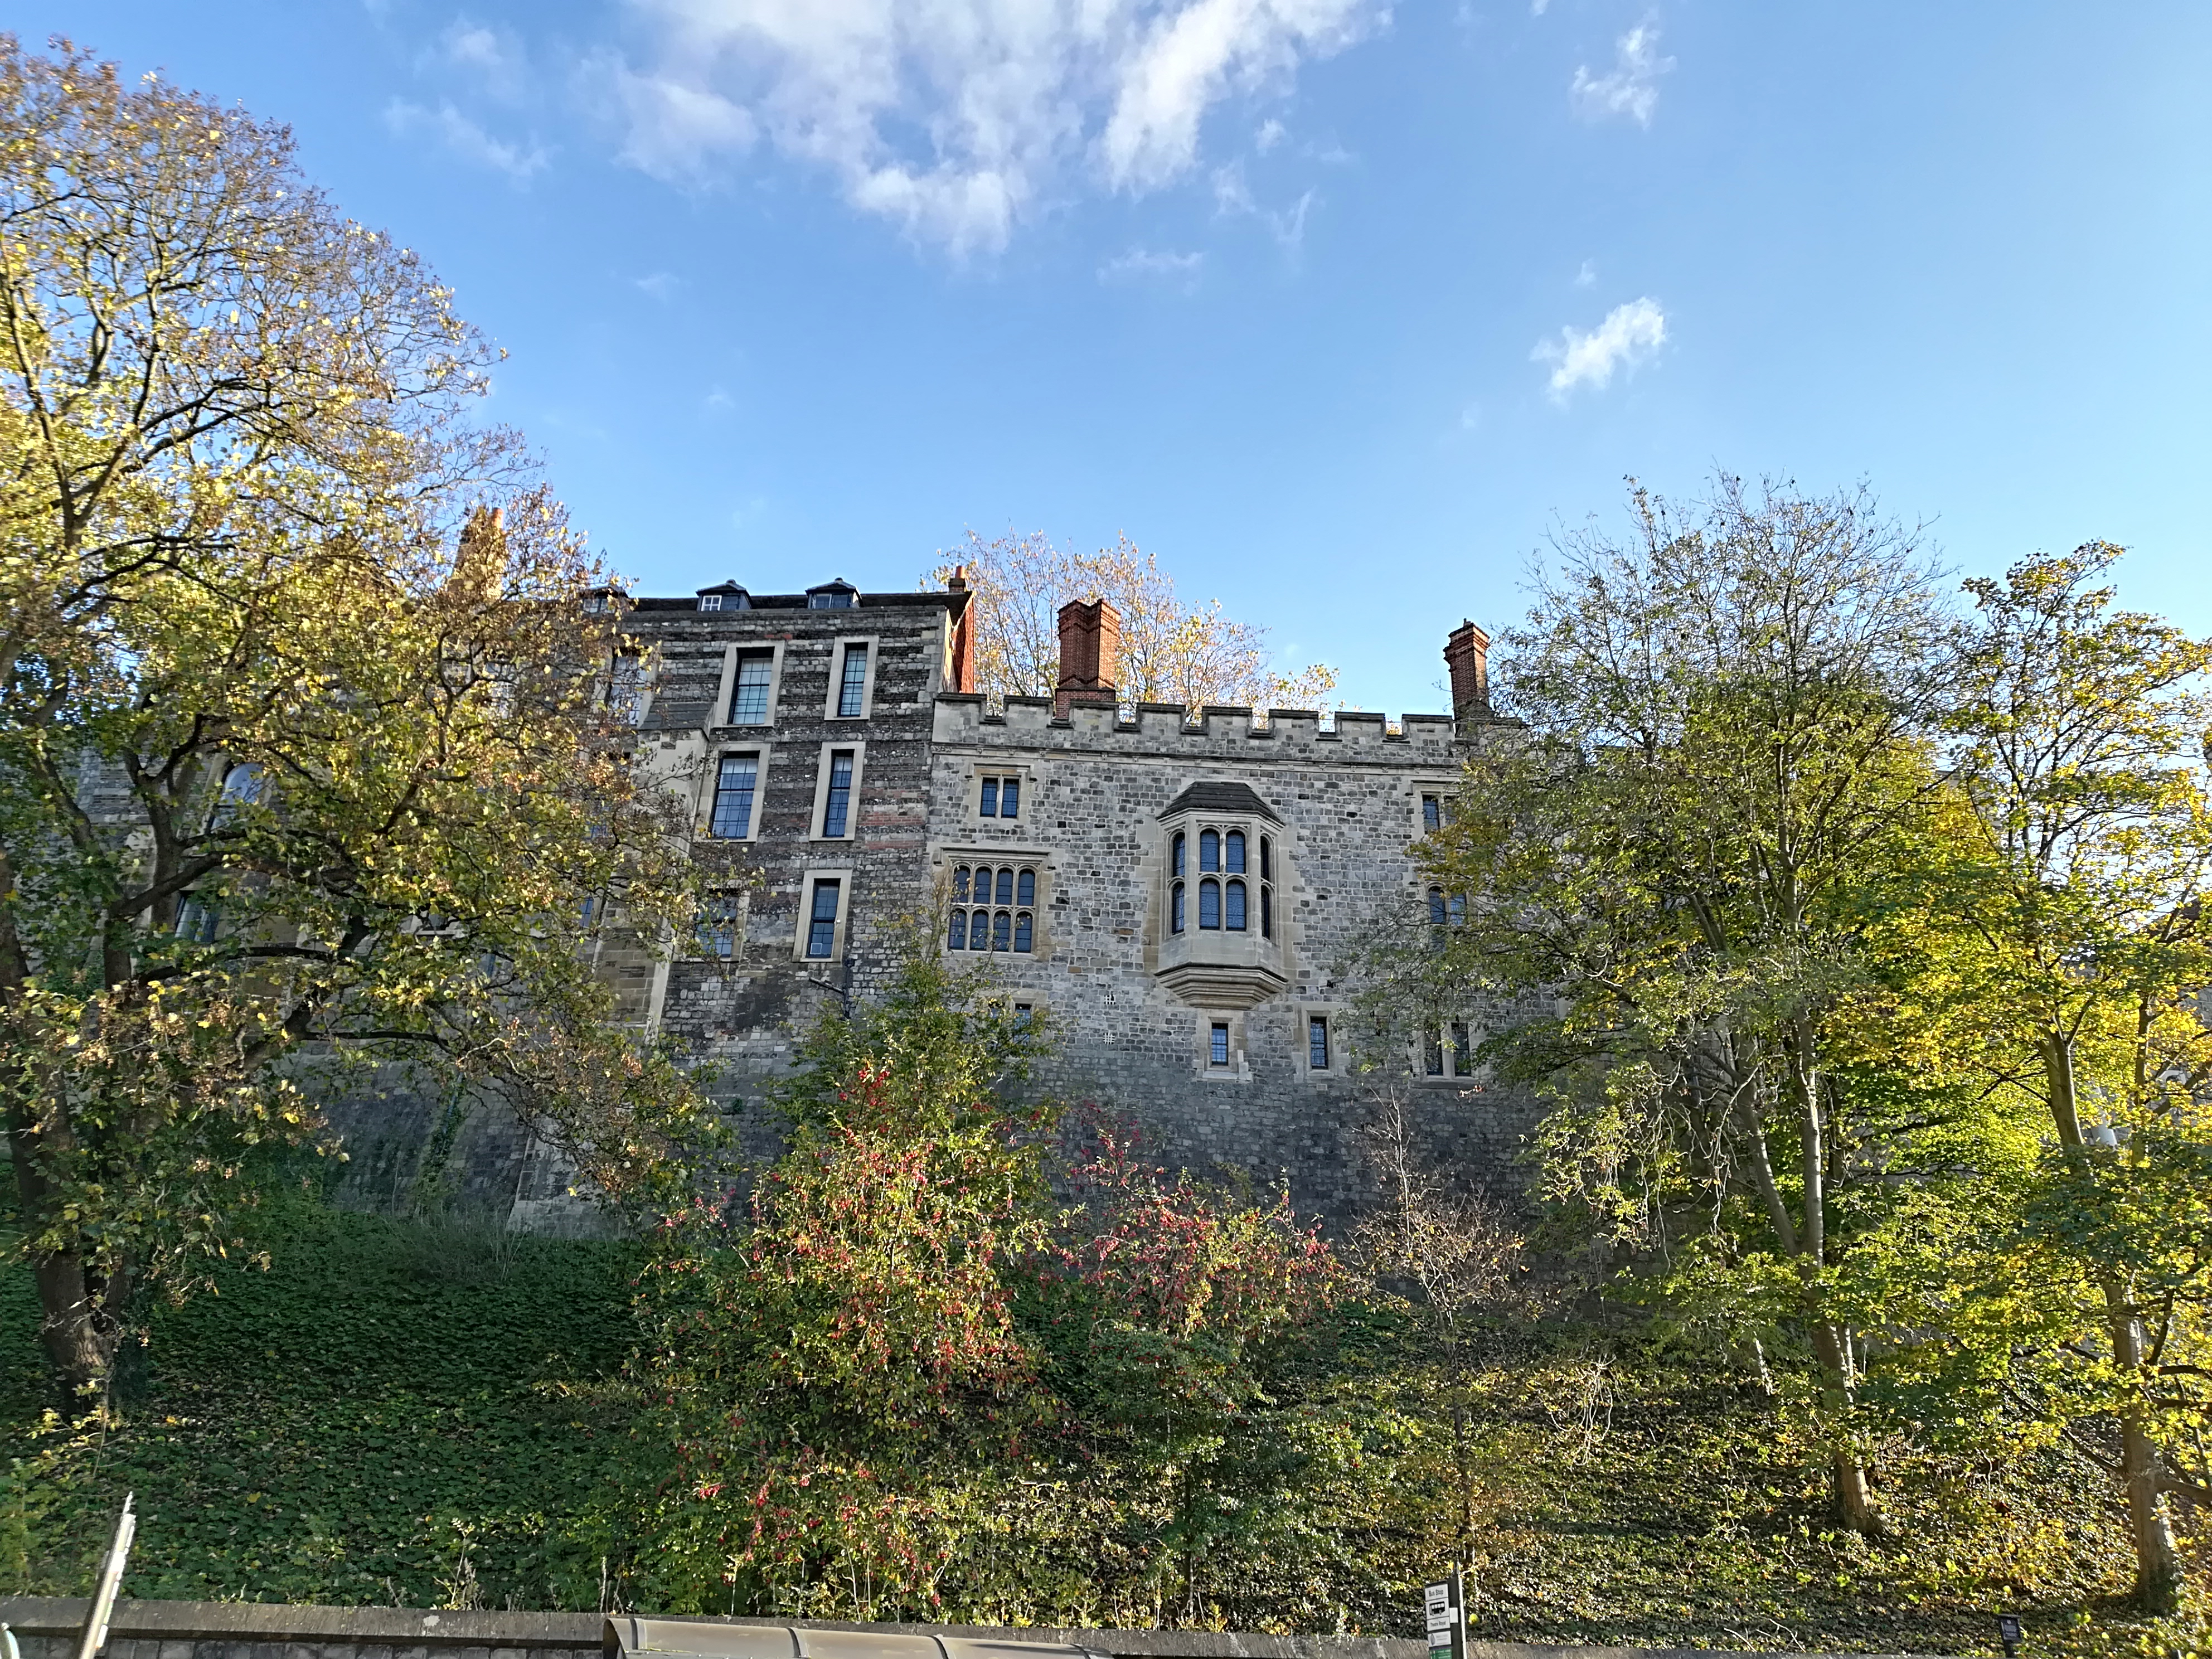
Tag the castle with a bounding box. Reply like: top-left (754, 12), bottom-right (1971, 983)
top-left (421, 574), bottom-right (1530, 1229)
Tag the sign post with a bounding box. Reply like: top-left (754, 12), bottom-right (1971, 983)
top-left (1424, 1573), bottom-right (1466, 1659)
top-left (1997, 1614), bottom-right (2021, 1658)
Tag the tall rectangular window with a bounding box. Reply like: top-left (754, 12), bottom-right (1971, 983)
top-left (1422, 793), bottom-right (1444, 832)
top-left (608, 654), bottom-right (647, 725)
top-left (1424, 1028), bottom-right (1445, 1076)
top-left (697, 894), bottom-right (741, 958)
top-left (837, 643), bottom-right (869, 716)
top-left (710, 754), bottom-right (758, 838)
top-left (1209, 1022), bottom-right (1231, 1068)
top-left (980, 777), bottom-right (999, 817)
top-left (1451, 1021), bottom-right (1476, 1078)
top-left (821, 750), bottom-right (855, 837)
top-left (1308, 1016), bottom-right (1331, 1072)
top-left (729, 652), bottom-right (773, 724)
top-left (806, 879), bottom-right (841, 959)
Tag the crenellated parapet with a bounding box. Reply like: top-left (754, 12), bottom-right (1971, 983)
top-left (933, 694), bottom-right (1460, 759)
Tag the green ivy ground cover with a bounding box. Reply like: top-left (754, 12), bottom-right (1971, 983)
top-left (0, 1207), bottom-right (2196, 1653)
top-left (0, 1207), bottom-right (647, 1610)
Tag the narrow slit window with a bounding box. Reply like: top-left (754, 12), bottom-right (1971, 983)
top-left (1016, 869), bottom-right (1036, 906)
top-left (1000, 775), bottom-right (1020, 818)
top-left (1308, 1016), bottom-right (1331, 1071)
top-left (1171, 882), bottom-right (1186, 934)
top-left (1422, 794), bottom-right (1443, 832)
top-left (1423, 1028), bottom-right (1445, 1076)
top-left (1200, 829), bottom-right (1220, 872)
top-left (1260, 885), bottom-right (1273, 939)
top-left (1210, 1022), bottom-right (1230, 1068)
top-left (1013, 911), bottom-right (1032, 952)
top-left (980, 777), bottom-right (999, 817)
top-left (730, 653), bottom-right (773, 723)
top-left (1226, 879), bottom-right (1246, 931)
top-left (1259, 836), bottom-right (1272, 881)
top-left (1225, 831), bottom-right (1245, 873)
top-left (1428, 886), bottom-right (1448, 926)
top-left (995, 867), bottom-right (1015, 906)
top-left (1172, 832), bottom-right (1186, 877)
top-left (1199, 878), bottom-right (1221, 930)
top-left (954, 865), bottom-right (971, 903)
top-left (1451, 1021), bottom-right (1476, 1078)
top-left (806, 880), bottom-right (841, 958)
top-left (710, 754), bottom-right (758, 838)
top-left (822, 751), bottom-right (855, 837)
top-left (837, 644), bottom-right (869, 716)
top-left (948, 909), bottom-right (968, 951)
top-left (992, 911), bottom-right (1011, 952)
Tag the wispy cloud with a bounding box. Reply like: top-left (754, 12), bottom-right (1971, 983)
top-left (1574, 258), bottom-right (1595, 288)
top-left (1212, 161), bottom-right (1314, 249)
top-left (595, 0), bottom-right (1382, 256)
top-left (1534, 297), bottom-right (1666, 399)
top-left (1571, 22), bottom-right (1672, 126)
top-left (436, 20), bottom-right (527, 100)
top-left (1099, 246), bottom-right (1205, 285)
top-left (1254, 117), bottom-right (1286, 152)
top-left (384, 97), bottom-right (549, 180)
top-left (634, 271), bottom-right (682, 301)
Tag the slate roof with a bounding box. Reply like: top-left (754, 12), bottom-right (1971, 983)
top-left (1158, 780), bottom-right (1281, 824)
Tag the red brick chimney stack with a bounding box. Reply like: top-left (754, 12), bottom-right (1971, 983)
top-left (1443, 620), bottom-right (1491, 731)
top-left (1055, 598), bottom-right (1122, 718)
top-left (944, 566), bottom-right (974, 693)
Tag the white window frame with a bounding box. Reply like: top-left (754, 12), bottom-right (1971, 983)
top-left (938, 849), bottom-right (1050, 959)
top-left (792, 868), bottom-right (853, 962)
top-left (824, 634), bottom-right (881, 720)
top-left (809, 740), bottom-right (867, 841)
top-left (1411, 779), bottom-right (1457, 840)
top-left (722, 642), bottom-right (785, 728)
top-left (1297, 1002), bottom-right (1347, 1079)
top-left (701, 745), bottom-right (772, 841)
top-left (692, 890), bottom-right (750, 959)
top-left (966, 760), bottom-right (1036, 825)
top-left (1195, 1011), bottom-right (1252, 1082)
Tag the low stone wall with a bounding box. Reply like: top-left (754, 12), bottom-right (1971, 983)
top-left (0, 1598), bottom-right (1922, 1659)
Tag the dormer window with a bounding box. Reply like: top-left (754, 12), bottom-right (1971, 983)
top-left (698, 593), bottom-right (722, 612)
top-left (807, 579), bottom-right (858, 610)
top-left (698, 582), bottom-right (750, 612)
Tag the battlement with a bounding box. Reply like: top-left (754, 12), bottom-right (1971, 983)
top-left (933, 694), bottom-right (1459, 758)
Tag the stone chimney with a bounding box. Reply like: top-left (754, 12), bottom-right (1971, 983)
top-left (1444, 620), bottom-right (1491, 731)
top-left (945, 566), bottom-right (975, 694)
top-left (1055, 598), bottom-right (1122, 718)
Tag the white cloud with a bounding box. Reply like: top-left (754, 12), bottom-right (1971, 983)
top-left (430, 19), bottom-right (529, 101)
top-left (1570, 22), bottom-right (1672, 125)
top-left (384, 98), bottom-right (549, 180)
top-left (635, 271), bottom-right (682, 300)
top-left (1533, 297), bottom-right (1666, 399)
top-left (1574, 258), bottom-right (1595, 287)
top-left (1099, 246), bottom-right (1205, 284)
top-left (1211, 161), bottom-right (1313, 248)
top-left (1530, 0), bottom-right (1549, 13)
top-left (600, 0), bottom-right (1381, 255)
top-left (1255, 116), bottom-right (1286, 152)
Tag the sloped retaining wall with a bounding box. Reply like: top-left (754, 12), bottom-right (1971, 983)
top-left (0, 1599), bottom-right (1920, 1659)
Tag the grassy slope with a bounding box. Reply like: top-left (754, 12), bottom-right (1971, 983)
top-left (0, 1211), bottom-right (2196, 1653)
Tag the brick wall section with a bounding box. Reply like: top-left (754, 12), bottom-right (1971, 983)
top-left (0, 1598), bottom-right (1921, 1659)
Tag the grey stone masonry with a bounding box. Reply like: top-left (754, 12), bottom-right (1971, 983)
top-left (925, 695), bottom-right (1534, 1220)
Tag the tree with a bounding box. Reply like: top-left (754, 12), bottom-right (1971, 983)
top-left (0, 41), bottom-right (712, 1399)
top-left (1934, 545), bottom-right (2212, 1606)
top-left (1418, 476), bottom-right (1958, 1532)
top-left (928, 531), bottom-right (1337, 712)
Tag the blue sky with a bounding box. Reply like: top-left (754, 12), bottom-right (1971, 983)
top-left (27, 2), bottom-right (2212, 716)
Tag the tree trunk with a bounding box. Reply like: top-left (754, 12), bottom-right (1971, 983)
top-left (2043, 1032), bottom-right (2181, 1605)
top-left (29, 1248), bottom-right (125, 1405)
top-left (1811, 1319), bottom-right (1879, 1534)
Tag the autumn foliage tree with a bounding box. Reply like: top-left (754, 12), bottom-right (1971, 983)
top-left (928, 531), bottom-right (1337, 713)
top-left (0, 40), bottom-right (713, 1399)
